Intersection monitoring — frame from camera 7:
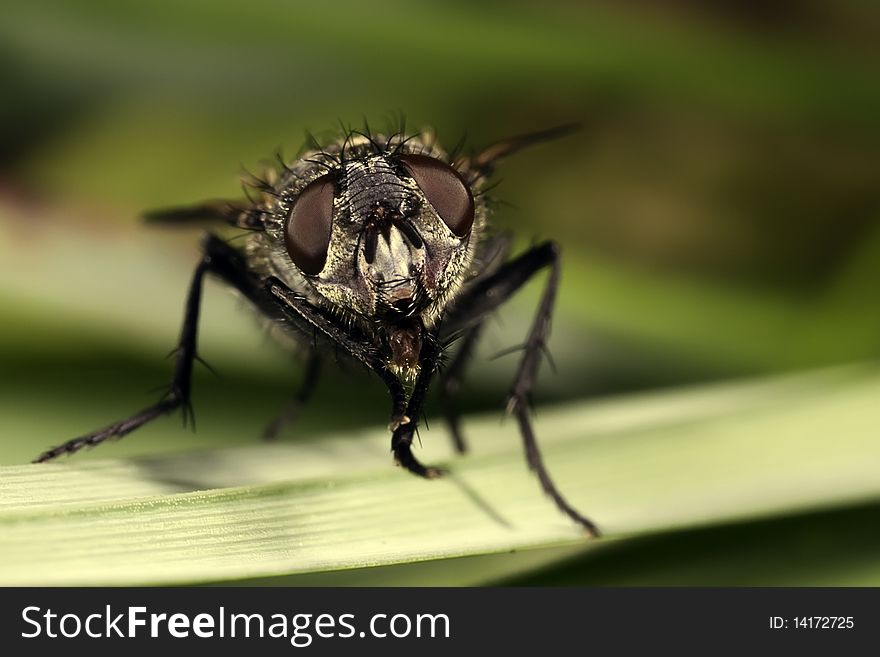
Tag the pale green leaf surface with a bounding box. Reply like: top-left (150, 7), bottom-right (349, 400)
top-left (0, 365), bottom-right (878, 585)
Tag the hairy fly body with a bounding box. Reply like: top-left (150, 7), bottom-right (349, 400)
top-left (36, 123), bottom-right (600, 537)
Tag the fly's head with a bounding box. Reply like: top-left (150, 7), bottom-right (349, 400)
top-left (261, 131), bottom-right (485, 338)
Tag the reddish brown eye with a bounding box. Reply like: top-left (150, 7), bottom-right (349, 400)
top-left (399, 154), bottom-right (474, 237)
top-left (285, 175), bottom-right (335, 275)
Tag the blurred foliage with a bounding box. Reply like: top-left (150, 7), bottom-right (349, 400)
top-left (0, 0), bottom-right (879, 584)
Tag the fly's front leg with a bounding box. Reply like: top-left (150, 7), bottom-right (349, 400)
top-left (267, 278), bottom-right (410, 447)
top-left (442, 241), bottom-right (600, 537)
top-left (34, 239), bottom-right (218, 462)
top-left (268, 277), bottom-right (424, 473)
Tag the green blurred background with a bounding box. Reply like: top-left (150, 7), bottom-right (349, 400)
top-left (1, 0), bottom-right (879, 584)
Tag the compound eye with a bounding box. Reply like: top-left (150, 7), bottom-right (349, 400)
top-left (285, 175), bottom-right (335, 275)
top-left (399, 154), bottom-right (474, 237)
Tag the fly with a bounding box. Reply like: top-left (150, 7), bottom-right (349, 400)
top-left (36, 121), bottom-right (600, 537)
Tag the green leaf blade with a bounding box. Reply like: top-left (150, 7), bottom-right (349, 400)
top-left (1, 364), bottom-right (878, 585)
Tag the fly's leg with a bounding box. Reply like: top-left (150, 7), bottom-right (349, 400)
top-left (33, 233), bottom-right (318, 463)
top-left (439, 233), bottom-right (513, 454)
top-left (269, 278), bottom-right (443, 479)
top-left (391, 330), bottom-right (444, 479)
top-left (34, 241), bottom-right (218, 462)
top-left (441, 241), bottom-right (600, 537)
top-left (266, 279), bottom-right (411, 454)
top-left (261, 351), bottom-right (322, 441)
top-left (439, 325), bottom-right (482, 454)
